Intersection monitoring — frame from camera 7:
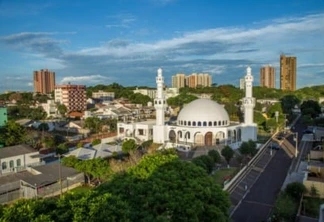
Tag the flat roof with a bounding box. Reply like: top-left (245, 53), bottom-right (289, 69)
top-left (0, 144), bottom-right (37, 159)
top-left (21, 163), bottom-right (80, 187)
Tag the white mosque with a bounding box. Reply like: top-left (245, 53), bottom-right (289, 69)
top-left (117, 67), bottom-right (257, 150)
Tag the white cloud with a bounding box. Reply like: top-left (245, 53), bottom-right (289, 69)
top-left (60, 75), bottom-right (111, 85)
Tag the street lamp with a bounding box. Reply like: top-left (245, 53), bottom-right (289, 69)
top-left (58, 154), bottom-right (63, 196)
top-left (293, 132), bottom-right (298, 158)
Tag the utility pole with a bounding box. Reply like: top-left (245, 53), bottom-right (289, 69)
top-left (294, 132), bottom-right (298, 158)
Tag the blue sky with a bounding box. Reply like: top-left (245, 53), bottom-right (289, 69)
top-left (0, 0), bottom-right (324, 92)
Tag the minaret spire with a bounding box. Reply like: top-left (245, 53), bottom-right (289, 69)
top-left (243, 66), bottom-right (255, 125)
top-left (153, 68), bottom-right (167, 143)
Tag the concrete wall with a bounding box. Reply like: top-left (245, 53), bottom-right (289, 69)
top-left (304, 180), bottom-right (324, 198)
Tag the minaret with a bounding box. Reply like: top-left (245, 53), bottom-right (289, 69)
top-left (243, 66), bottom-right (255, 125)
top-left (153, 68), bottom-right (167, 143)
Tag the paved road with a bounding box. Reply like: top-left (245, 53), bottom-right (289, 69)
top-left (231, 149), bottom-right (292, 221)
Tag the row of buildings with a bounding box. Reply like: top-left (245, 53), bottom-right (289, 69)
top-left (258, 54), bottom-right (297, 91)
top-left (171, 73), bottom-right (212, 89)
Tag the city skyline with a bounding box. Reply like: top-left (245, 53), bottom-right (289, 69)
top-left (0, 0), bottom-right (324, 92)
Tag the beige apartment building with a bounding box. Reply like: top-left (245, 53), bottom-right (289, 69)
top-left (280, 55), bottom-right (297, 91)
top-left (172, 73), bottom-right (212, 88)
top-left (260, 65), bottom-right (276, 88)
top-left (172, 74), bottom-right (186, 88)
top-left (55, 84), bottom-right (87, 112)
top-left (33, 69), bottom-right (55, 94)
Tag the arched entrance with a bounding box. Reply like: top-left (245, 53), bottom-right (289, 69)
top-left (194, 132), bottom-right (204, 146)
top-left (169, 130), bottom-right (176, 143)
top-left (205, 132), bottom-right (213, 146)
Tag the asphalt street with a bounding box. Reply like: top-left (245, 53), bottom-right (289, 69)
top-left (231, 149), bottom-right (292, 221)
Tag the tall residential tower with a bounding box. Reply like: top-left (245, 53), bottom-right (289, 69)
top-left (280, 55), bottom-right (297, 91)
top-left (33, 69), bottom-right (55, 94)
top-left (260, 65), bottom-right (275, 88)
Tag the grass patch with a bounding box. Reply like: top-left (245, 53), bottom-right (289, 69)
top-left (212, 167), bottom-right (238, 186)
top-left (68, 185), bottom-right (92, 195)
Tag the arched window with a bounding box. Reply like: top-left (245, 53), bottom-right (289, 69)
top-left (188, 121), bottom-right (191, 126)
top-left (180, 120), bottom-right (183, 125)
top-left (214, 121), bottom-right (217, 126)
top-left (184, 121), bottom-right (187, 126)
top-left (222, 121), bottom-right (225, 125)
top-left (16, 159), bottom-right (21, 167)
top-left (2, 162), bottom-right (7, 170)
top-left (198, 121), bottom-right (201, 126)
top-left (208, 121), bottom-right (212, 126)
top-left (203, 121), bottom-right (207, 126)
top-left (9, 160), bottom-right (14, 168)
top-left (159, 101), bottom-right (161, 104)
top-left (193, 121), bottom-right (196, 126)
top-left (218, 121), bottom-right (221, 126)
top-left (178, 131), bottom-right (182, 138)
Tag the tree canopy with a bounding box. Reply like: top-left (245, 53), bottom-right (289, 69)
top-left (1, 152), bottom-right (231, 222)
top-left (0, 120), bottom-right (27, 146)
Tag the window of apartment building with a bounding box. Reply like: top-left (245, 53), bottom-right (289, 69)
top-left (16, 159), bottom-right (21, 167)
top-left (9, 160), bottom-right (14, 168)
top-left (138, 129), bottom-right (144, 135)
top-left (119, 127), bottom-right (124, 133)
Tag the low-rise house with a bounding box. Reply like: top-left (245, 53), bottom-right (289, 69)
top-left (65, 143), bottom-right (122, 160)
top-left (40, 100), bottom-right (57, 118)
top-left (0, 144), bottom-right (42, 175)
top-left (117, 119), bottom-right (155, 142)
top-left (55, 120), bottom-right (90, 136)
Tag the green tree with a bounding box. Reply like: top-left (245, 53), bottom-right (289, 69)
top-left (300, 100), bottom-right (321, 118)
top-left (84, 117), bottom-right (101, 133)
top-left (208, 149), bottom-right (222, 163)
top-left (122, 139), bottom-right (137, 153)
top-left (56, 143), bottom-right (69, 155)
top-left (284, 182), bottom-right (306, 201)
top-left (38, 122), bottom-right (49, 131)
top-left (221, 145), bottom-right (234, 168)
top-left (239, 140), bottom-right (258, 157)
top-left (272, 193), bottom-right (297, 222)
top-left (280, 95), bottom-right (300, 115)
top-left (192, 155), bottom-right (215, 174)
top-left (57, 104), bottom-right (67, 117)
top-left (0, 120), bottom-right (26, 146)
top-left (61, 155), bottom-right (80, 168)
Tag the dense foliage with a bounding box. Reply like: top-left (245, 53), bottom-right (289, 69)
top-left (1, 153), bottom-right (231, 222)
top-left (0, 121), bottom-right (27, 146)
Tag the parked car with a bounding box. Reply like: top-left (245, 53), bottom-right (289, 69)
top-left (269, 143), bottom-right (280, 150)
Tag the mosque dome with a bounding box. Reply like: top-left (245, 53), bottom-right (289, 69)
top-left (177, 99), bottom-right (230, 127)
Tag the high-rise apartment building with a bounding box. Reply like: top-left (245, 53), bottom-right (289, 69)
top-left (33, 69), bottom-right (55, 94)
top-left (280, 55), bottom-right (297, 91)
top-left (172, 74), bottom-right (186, 88)
top-left (260, 65), bottom-right (276, 88)
top-left (55, 84), bottom-right (86, 113)
top-left (172, 73), bottom-right (212, 88)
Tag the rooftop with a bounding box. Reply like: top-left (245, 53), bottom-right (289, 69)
top-left (0, 144), bottom-right (38, 159)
